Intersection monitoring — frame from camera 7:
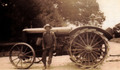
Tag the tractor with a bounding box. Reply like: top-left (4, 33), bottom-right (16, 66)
top-left (9, 25), bottom-right (113, 69)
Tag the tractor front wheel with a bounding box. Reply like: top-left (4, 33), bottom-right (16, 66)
top-left (9, 43), bottom-right (35, 69)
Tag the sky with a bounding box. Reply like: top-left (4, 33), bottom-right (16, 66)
top-left (97, 0), bottom-right (120, 29)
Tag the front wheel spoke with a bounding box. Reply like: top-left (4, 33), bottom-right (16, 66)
top-left (24, 59), bottom-right (32, 63)
top-left (13, 53), bottom-right (19, 56)
top-left (13, 58), bottom-right (19, 61)
top-left (24, 59), bottom-right (31, 63)
top-left (25, 51), bottom-right (32, 55)
top-left (16, 59), bottom-right (21, 66)
top-left (38, 58), bottom-right (41, 60)
top-left (24, 47), bottom-right (28, 53)
top-left (17, 46), bottom-right (21, 51)
top-left (36, 58), bottom-right (41, 61)
top-left (20, 59), bottom-right (23, 67)
top-left (23, 60), bottom-right (27, 64)
top-left (20, 46), bottom-right (23, 53)
top-left (25, 55), bottom-right (33, 58)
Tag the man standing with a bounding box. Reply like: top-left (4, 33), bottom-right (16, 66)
top-left (42, 24), bottom-right (56, 69)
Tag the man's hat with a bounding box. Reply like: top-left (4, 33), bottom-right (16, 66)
top-left (44, 24), bottom-right (52, 29)
top-left (90, 14), bottom-right (96, 19)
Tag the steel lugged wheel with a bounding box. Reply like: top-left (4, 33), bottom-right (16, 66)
top-left (69, 29), bottom-right (109, 68)
top-left (9, 43), bottom-right (35, 69)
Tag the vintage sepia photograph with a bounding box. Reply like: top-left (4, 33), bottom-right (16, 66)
top-left (0, 0), bottom-right (120, 70)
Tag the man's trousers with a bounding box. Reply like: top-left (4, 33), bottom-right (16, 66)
top-left (42, 47), bottom-right (53, 67)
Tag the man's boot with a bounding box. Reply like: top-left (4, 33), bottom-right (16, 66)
top-left (48, 64), bottom-right (50, 68)
top-left (48, 58), bottom-right (52, 68)
top-left (43, 65), bottom-right (47, 70)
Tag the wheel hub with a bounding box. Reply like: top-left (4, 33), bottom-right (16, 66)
top-left (85, 45), bottom-right (93, 52)
top-left (18, 53), bottom-right (25, 59)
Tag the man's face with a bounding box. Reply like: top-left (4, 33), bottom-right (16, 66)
top-left (45, 27), bottom-right (51, 31)
top-left (91, 18), bottom-right (94, 21)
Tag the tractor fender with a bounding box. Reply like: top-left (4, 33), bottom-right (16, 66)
top-left (70, 26), bottom-right (113, 40)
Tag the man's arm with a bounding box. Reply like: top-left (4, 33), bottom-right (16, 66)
top-left (42, 32), bottom-right (45, 50)
top-left (52, 32), bottom-right (57, 50)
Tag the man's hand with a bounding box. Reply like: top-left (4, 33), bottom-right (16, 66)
top-left (54, 47), bottom-right (56, 51)
top-left (53, 44), bottom-right (56, 47)
top-left (53, 44), bottom-right (56, 51)
top-left (43, 47), bottom-right (45, 50)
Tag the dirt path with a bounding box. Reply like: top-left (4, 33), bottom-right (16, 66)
top-left (0, 42), bottom-right (120, 70)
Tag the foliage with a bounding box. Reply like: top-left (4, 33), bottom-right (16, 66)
top-left (0, 0), bottom-right (63, 41)
top-left (8, 0), bottom-right (63, 27)
top-left (54, 0), bottom-right (105, 24)
top-left (0, 0), bottom-right (105, 41)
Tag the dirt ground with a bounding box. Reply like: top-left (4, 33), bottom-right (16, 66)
top-left (0, 42), bottom-right (120, 70)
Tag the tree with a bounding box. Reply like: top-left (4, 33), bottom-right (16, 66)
top-left (54, 0), bottom-right (105, 25)
top-left (8, 0), bottom-right (63, 28)
top-left (32, 0), bottom-right (63, 27)
top-left (0, 0), bottom-right (63, 41)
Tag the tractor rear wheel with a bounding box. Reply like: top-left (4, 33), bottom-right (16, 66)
top-left (69, 29), bottom-right (109, 68)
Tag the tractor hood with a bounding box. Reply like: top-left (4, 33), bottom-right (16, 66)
top-left (23, 27), bottom-right (74, 36)
top-left (23, 26), bottom-right (113, 40)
